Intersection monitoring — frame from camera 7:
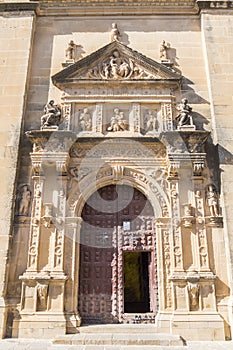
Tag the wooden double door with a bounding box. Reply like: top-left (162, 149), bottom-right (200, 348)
top-left (78, 184), bottom-right (158, 324)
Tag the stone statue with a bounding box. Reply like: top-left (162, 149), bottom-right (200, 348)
top-left (206, 185), bottom-right (219, 217)
top-left (107, 108), bottom-right (127, 132)
top-left (41, 100), bottom-right (62, 129)
top-left (80, 107), bottom-right (92, 131)
top-left (144, 110), bottom-right (159, 133)
top-left (37, 283), bottom-right (48, 310)
top-left (159, 40), bottom-right (169, 60)
top-left (175, 98), bottom-right (193, 127)
top-left (111, 23), bottom-right (120, 42)
top-left (188, 283), bottom-right (199, 310)
top-left (18, 185), bottom-right (31, 215)
top-left (65, 40), bottom-right (76, 61)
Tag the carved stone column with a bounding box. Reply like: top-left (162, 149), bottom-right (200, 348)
top-left (64, 216), bottom-right (82, 333)
top-left (15, 130), bottom-right (76, 338)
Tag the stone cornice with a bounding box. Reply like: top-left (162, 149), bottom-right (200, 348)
top-left (34, 0), bottom-right (198, 16)
top-left (1, 1), bottom-right (232, 15)
top-left (0, 1), bottom-right (38, 12)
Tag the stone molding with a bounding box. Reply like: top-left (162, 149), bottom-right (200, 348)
top-left (35, 0), bottom-right (198, 15)
top-left (197, 0), bottom-right (233, 10)
top-left (0, 2), bottom-right (38, 12)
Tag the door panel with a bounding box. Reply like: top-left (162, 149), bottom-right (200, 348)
top-left (78, 185), bottom-right (155, 324)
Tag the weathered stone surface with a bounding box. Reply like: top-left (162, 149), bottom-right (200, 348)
top-left (1, 0), bottom-right (233, 344)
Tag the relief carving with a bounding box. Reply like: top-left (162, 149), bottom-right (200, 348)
top-left (62, 103), bottom-right (72, 130)
top-left (144, 109), bottom-right (159, 134)
top-left (41, 203), bottom-right (53, 228)
top-left (132, 103), bottom-right (140, 133)
top-left (193, 161), bottom-right (205, 177)
top-left (84, 50), bottom-right (156, 80)
top-left (162, 230), bottom-right (172, 309)
top-left (54, 229), bottom-right (64, 268)
top-left (28, 181), bottom-right (43, 269)
top-left (79, 107), bottom-right (92, 131)
top-left (107, 108), bottom-right (127, 132)
top-left (161, 103), bottom-right (173, 131)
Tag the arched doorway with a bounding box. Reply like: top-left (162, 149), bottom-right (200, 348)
top-left (78, 184), bottom-right (158, 324)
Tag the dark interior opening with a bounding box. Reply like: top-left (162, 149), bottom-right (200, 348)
top-left (124, 251), bottom-right (150, 313)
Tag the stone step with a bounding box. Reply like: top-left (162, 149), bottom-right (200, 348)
top-left (51, 346), bottom-right (185, 350)
top-left (79, 324), bottom-right (159, 333)
top-left (53, 327), bottom-right (185, 346)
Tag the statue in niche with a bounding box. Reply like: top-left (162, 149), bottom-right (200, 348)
top-left (65, 40), bottom-right (76, 61)
top-left (110, 23), bottom-right (120, 42)
top-left (79, 107), bottom-right (92, 131)
top-left (18, 185), bottom-right (31, 216)
top-left (188, 283), bottom-right (199, 311)
top-left (107, 108), bottom-right (127, 132)
top-left (144, 109), bottom-right (159, 133)
top-left (175, 98), bottom-right (194, 127)
top-left (37, 283), bottom-right (48, 310)
top-left (159, 40), bottom-right (169, 60)
top-left (206, 185), bottom-right (219, 217)
top-left (41, 100), bottom-right (62, 129)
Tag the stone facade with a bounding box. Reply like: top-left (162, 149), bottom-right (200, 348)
top-left (0, 0), bottom-right (233, 342)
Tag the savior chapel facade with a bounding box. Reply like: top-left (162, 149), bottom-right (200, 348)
top-left (1, 0), bottom-right (233, 343)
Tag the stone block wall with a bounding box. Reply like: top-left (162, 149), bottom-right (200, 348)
top-left (0, 7), bottom-right (35, 337)
top-left (201, 10), bottom-right (233, 335)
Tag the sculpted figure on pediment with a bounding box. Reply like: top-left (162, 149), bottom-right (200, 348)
top-left (159, 40), bottom-right (170, 60)
top-left (66, 40), bottom-right (76, 61)
top-left (110, 23), bottom-right (120, 42)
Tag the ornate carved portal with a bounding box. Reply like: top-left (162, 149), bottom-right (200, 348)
top-left (79, 185), bottom-right (158, 324)
top-left (13, 40), bottom-right (226, 340)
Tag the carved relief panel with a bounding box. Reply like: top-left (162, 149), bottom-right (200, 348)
top-left (66, 102), bottom-right (172, 136)
top-left (72, 104), bottom-right (95, 134)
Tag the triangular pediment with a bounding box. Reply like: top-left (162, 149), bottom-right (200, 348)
top-left (52, 41), bottom-right (181, 87)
